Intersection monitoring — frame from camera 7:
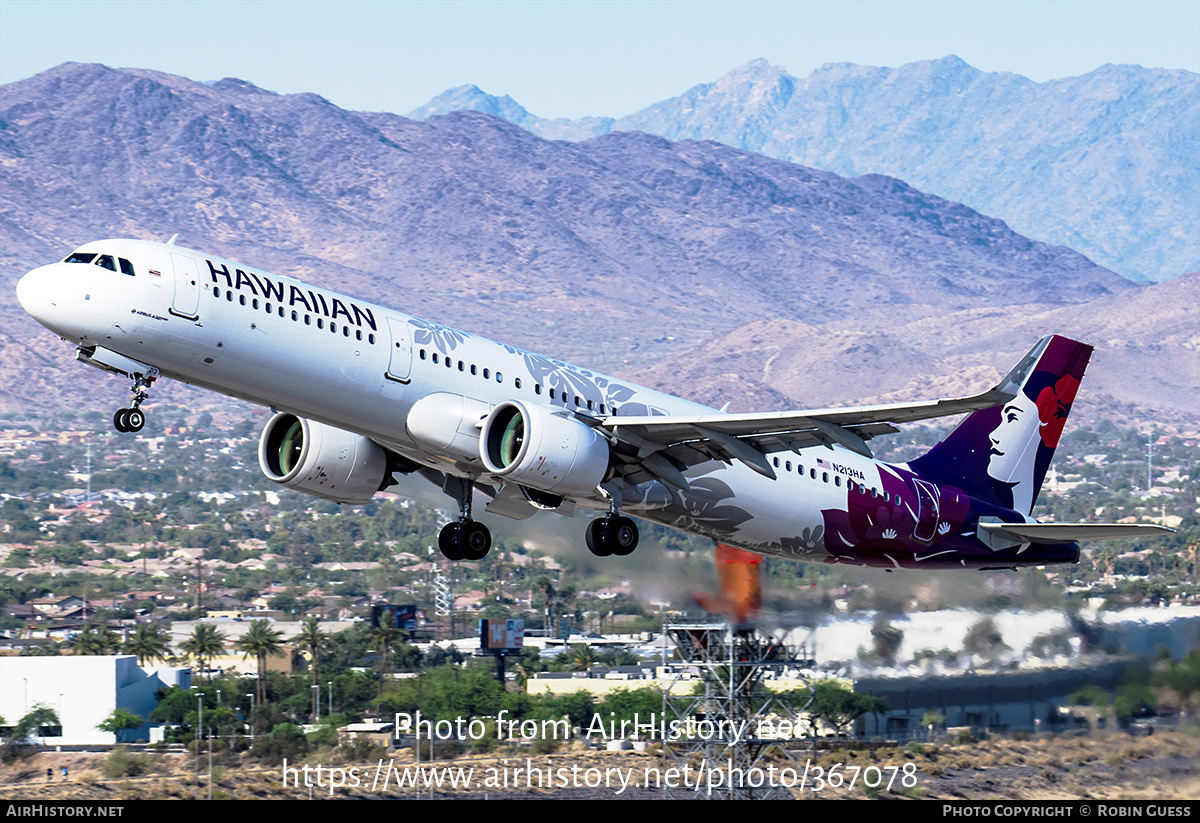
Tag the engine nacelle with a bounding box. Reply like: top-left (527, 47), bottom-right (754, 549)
top-left (480, 401), bottom-right (611, 497)
top-left (405, 392), bottom-right (492, 464)
top-left (258, 413), bottom-right (389, 505)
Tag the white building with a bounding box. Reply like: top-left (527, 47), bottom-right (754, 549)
top-left (0, 655), bottom-right (190, 745)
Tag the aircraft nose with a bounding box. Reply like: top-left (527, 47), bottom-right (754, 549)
top-left (15, 266), bottom-right (58, 320)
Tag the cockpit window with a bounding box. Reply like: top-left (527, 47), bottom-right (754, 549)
top-left (119, 258), bottom-right (135, 276)
top-left (95, 255), bottom-right (116, 271)
top-left (64, 252), bottom-right (96, 264)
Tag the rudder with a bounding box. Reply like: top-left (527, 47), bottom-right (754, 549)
top-left (909, 335), bottom-right (1092, 516)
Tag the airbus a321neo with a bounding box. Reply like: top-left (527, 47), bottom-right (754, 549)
top-left (16, 238), bottom-right (1171, 568)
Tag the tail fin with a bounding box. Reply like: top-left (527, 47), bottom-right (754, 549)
top-left (910, 335), bottom-right (1092, 516)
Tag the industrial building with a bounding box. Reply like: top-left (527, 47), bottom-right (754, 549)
top-left (0, 655), bottom-right (189, 745)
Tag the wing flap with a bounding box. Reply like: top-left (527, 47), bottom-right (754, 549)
top-left (978, 522), bottom-right (1176, 544)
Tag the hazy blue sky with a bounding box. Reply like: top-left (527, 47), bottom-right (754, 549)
top-left (2, 0), bottom-right (1197, 118)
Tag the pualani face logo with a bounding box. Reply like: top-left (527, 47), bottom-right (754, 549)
top-left (206, 260), bottom-right (378, 331)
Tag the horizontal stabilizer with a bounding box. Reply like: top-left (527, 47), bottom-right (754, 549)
top-left (978, 522), bottom-right (1175, 544)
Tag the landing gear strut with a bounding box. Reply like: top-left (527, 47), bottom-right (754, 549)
top-left (437, 476), bottom-right (491, 561)
top-left (586, 484), bottom-right (639, 557)
top-left (113, 374), bottom-right (155, 433)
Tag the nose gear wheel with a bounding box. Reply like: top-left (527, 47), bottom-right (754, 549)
top-left (112, 374), bottom-right (155, 434)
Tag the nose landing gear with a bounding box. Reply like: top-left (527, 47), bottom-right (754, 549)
top-left (112, 374), bottom-right (155, 433)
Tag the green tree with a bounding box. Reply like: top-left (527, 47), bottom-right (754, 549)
top-left (293, 617), bottom-right (330, 722)
top-left (2, 704), bottom-right (61, 761)
top-left (595, 688), bottom-right (663, 731)
top-left (568, 644), bottom-right (596, 672)
top-left (870, 619), bottom-right (904, 665)
top-left (962, 618), bottom-right (1010, 660)
top-left (238, 620), bottom-right (285, 704)
top-left (807, 680), bottom-right (887, 738)
top-left (1114, 683), bottom-right (1156, 721)
top-left (97, 708), bottom-right (144, 743)
top-left (67, 624), bottom-right (118, 656)
top-left (123, 624), bottom-right (170, 667)
top-left (180, 624), bottom-right (226, 684)
top-left (372, 623), bottom-right (403, 697)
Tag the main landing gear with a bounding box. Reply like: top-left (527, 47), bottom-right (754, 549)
top-left (585, 514), bottom-right (639, 557)
top-left (585, 484), bottom-right (639, 557)
top-left (112, 374), bottom-right (155, 433)
top-left (438, 476), bottom-right (491, 561)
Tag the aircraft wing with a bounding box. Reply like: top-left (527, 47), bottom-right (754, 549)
top-left (595, 336), bottom-right (1054, 486)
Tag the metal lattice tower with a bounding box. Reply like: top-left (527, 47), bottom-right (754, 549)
top-left (660, 622), bottom-right (814, 800)
top-left (432, 562), bottom-right (453, 639)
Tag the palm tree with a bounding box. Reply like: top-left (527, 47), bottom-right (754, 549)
top-left (68, 624), bottom-right (118, 655)
top-left (570, 643), bottom-right (596, 672)
top-left (292, 617), bottom-right (329, 721)
top-left (372, 623), bottom-right (403, 697)
top-left (238, 620), bottom-right (284, 704)
top-left (123, 623), bottom-right (170, 667)
top-left (180, 624), bottom-right (226, 684)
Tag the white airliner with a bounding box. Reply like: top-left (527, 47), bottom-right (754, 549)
top-left (16, 238), bottom-right (1171, 568)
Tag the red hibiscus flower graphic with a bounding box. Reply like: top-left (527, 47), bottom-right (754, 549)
top-left (1035, 375), bottom-right (1080, 449)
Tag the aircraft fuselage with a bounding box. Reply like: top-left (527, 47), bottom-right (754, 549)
top-left (17, 238), bottom-right (1087, 569)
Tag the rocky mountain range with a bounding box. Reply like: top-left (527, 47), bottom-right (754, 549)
top-left (409, 57), bottom-right (1199, 285)
top-left (0, 62), bottom-right (1195, 424)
